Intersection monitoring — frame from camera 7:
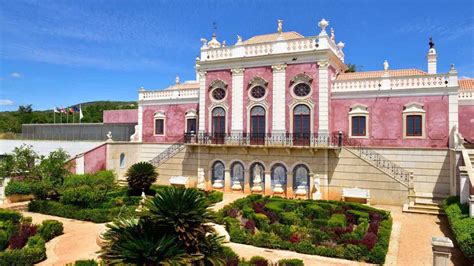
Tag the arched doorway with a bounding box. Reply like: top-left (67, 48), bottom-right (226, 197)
top-left (212, 107), bottom-right (225, 144)
top-left (230, 162), bottom-right (244, 190)
top-left (211, 160), bottom-right (225, 188)
top-left (293, 104), bottom-right (310, 145)
top-left (293, 164), bottom-right (310, 196)
top-left (250, 162), bottom-right (265, 192)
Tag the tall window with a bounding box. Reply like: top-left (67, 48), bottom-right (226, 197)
top-left (212, 107), bottom-right (225, 143)
top-left (406, 115), bottom-right (422, 136)
top-left (271, 164), bottom-right (287, 188)
top-left (293, 164), bottom-right (309, 190)
top-left (212, 161), bottom-right (225, 183)
top-left (293, 104), bottom-right (310, 145)
top-left (119, 153), bottom-right (126, 168)
top-left (231, 162), bottom-right (244, 188)
top-left (155, 119), bottom-right (164, 135)
top-left (351, 116), bottom-right (366, 136)
top-left (250, 106), bottom-right (265, 144)
top-left (186, 118), bottom-right (197, 133)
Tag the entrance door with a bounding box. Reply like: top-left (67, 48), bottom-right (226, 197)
top-left (293, 104), bottom-right (310, 146)
top-left (250, 106), bottom-right (265, 145)
top-left (212, 107), bottom-right (225, 144)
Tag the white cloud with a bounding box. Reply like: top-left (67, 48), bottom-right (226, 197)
top-left (0, 99), bottom-right (13, 106)
top-left (10, 72), bottom-right (22, 78)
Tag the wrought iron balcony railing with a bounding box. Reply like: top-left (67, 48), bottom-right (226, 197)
top-left (183, 132), bottom-right (343, 148)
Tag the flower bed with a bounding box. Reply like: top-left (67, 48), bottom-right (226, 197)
top-left (442, 196), bottom-right (474, 261)
top-left (0, 209), bottom-right (63, 265)
top-left (216, 195), bottom-right (392, 264)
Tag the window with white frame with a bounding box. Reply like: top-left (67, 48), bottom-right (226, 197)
top-left (403, 102), bottom-right (425, 139)
top-left (348, 104), bottom-right (369, 138)
top-left (185, 110), bottom-right (198, 134)
top-left (154, 111), bottom-right (166, 135)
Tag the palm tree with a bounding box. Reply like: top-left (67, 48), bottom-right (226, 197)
top-left (143, 187), bottom-right (215, 253)
top-left (99, 218), bottom-right (201, 265)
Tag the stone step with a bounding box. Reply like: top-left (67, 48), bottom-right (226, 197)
top-left (409, 201), bottom-right (442, 210)
top-left (403, 203), bottom-right (445, 215)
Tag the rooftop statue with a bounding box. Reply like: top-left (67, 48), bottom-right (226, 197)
top-left (429, 37), bottom-right (435, 49)
top-left (383, 60), bottom-right (389, 72)
top-left (330, 28), bottom-right (335, 41)
top-left (278, 19), bottom-right (283, 34)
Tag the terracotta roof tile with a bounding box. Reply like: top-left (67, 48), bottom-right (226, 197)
top-left (243, 31), bottom-right (304, 45)
top-left (459, 79), bottom-right (474, 91)
top-left (164, 82), bottom-right (199, 91)
top-left (336, 69), bottom-right (427, 80)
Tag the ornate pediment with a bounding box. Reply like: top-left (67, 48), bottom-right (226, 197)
top-left (248, 76), bottom-right (268, 88)
top-left (209, 79), bottom-right (227, 90)
top-left (290, 73), bottom-right (313, 85)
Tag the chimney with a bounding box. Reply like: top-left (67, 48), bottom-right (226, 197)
top-left (427, 37), bottom-right (437, 74)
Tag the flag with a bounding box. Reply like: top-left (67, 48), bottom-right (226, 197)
top-left (69, 107), bottom-right (74, 114)
top-left (54, 107), bottom-right (60, 113)
top-left (60, 107), bottom-right (66, 113)
top-left (73, 106), bottom-right (80, 112)
top-left (79, 105), bottom-right (84, 120)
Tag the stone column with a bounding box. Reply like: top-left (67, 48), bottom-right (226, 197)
top-left (317, 61), bottom-right (329, 136)
top-left (264, 171), bottom-right (272, 195)
top-left (287, 172), bottom-right (294, 198)
top-left (224, 169), bottom-right (231, 192)
top-left (271, 64), bottom-right (287, 135)
top-left (231, 68), bottom-right (245, 134)
top-left (198, 71), bottom-right (207, 133)
top-left (431, 236), bottom-right (453, 266)
top-left (243, 170), bottom-right (251, 193)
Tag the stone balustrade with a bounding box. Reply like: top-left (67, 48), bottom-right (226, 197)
top-left (200, 35), bottom-right (344, 62)
top-left (139, 88), bottom-right (199, 101)
top-left (459, 90), bottom-right (473, 100)
top-left (333, 74), bottom-right (455, 92)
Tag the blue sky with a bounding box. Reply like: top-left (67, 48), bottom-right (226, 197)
top-left (0, 0), bottom-right (473, 111)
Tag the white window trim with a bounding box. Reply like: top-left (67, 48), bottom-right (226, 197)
top-left (153, 111), bottom-right (166, 136)
top-left (185, 109), bottom-right (198, 133)
top-left (247, 76), bottom-right (268, 101)
top-left (209, 79), bottom-right (228, 103)
top-left (289, 101), bottom-right (314, 134)
top-left (208, 105), bottom-right (228, 134)
top-left (402, 102), bottom-right (426, 139)
top-left (348, 104), bottom-right (369, 139)
top-left (246, 103), bottom-right (269, 134)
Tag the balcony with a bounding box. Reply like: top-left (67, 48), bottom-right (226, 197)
top-left (183, 132), bottom-right (343, 149)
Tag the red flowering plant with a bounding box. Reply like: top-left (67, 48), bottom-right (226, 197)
top-left (244, 219), bottom-right (256, 234)
top-left (8, 223), bottom-right (37, 249)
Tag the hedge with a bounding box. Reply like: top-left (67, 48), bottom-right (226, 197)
top-left (278, 259), bottom-right (304, 266)
top-left (74, 260), bottom-right (99, 266)
top-left (28, 200), bottom-right (135, 223)
top-left (0, 209), bottom-right (22, 223)
top-left (5, 180), bottom-right (34, 196)
top-left (442, 196), bottom-right (474, 261)
top-left (38, 220), bottom-right (64, 242)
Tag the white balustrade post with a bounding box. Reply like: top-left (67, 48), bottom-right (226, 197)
top-left (431, 236), bottom-right (453, 266)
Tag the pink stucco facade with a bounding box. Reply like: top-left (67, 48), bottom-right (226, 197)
top-left (103, 109), bottom-right (138, 124)
top-left (459, 105), bottom-right (474, 142)
top-left (205, 70), bottom-right (233, 133)
top-left (84, 143), bottom-right (107, 173)
top-left (285, 63), bottom-right (319, 133)
top-left (142, 103), bottom-right (198, 143)
top-left (331, 96), bottom-right (449, 148)
top-left (243, 67), bottom-right (273, 132)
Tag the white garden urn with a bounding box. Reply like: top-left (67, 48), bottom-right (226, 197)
top-left (295, 185), bottom-right (308, 196)
top-left (273, 183), bottom-right (284, 194)
top-left (212, 179), bottom-right (224, 189)
top-left (231, 180), bottom-right (242, 191)
top-left (251, 174), bottom-right (263, 192)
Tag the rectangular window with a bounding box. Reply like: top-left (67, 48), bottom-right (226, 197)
top-left (406, 115), bottom-right (422, 136)
top-left (351, 116), bottom-right (366, 136)
top-left (186, 118), bottom-right (197, 133)
top-left (155, 119), bottom-right (164, 135)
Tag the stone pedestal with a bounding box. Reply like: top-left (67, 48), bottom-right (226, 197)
top-left (287, 173), bottom-right (294, 198)
top-left (431, 236), bottom-right (453, 266)
top-left (224, 170), bottom-right (231, 192)
top-left (212, 179), bottom-right (224, 189)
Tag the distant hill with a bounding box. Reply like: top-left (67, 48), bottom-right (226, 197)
top-left (0, 101), bottom-right (137, 133)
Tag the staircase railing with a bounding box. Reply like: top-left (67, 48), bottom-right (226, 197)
top-left (342, 134), bottom-right (412, 187)
top-left (150, 136), bottom-right (186, 166)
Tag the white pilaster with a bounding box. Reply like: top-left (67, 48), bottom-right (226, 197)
top-left (198, 71), bottom-right (207, 132)
top-left (318, 61), bottom-right (329, 135)
top-left (231, 68), bottom-right (245, 133)
top-left (272, 64), bottom-right (287, 134)
top-left (427, 48), bottom-right (437, 74)
top-left (137, 102), bottom-right (143, 142)
top-left (448, 66), bottom-right (459, 149)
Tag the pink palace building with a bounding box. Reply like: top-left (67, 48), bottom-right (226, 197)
top-left (74, 19), bottom-right (474, 214)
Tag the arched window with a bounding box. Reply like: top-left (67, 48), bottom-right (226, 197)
top-left (250, 106), bottom-right (265, 144)
top-left (293, 104), bottom-right (310, 145)
top-left (231, 162), bottom-right (244, 189)
top-left (212, 107), bottom-right (226, 143)
top-left (250, 162), bottom-right (265, 189)
top-left (119, 153), bottom-right (126, 168)
top-left (293, 164), bottom-right (310, 190)
top-left (271, 164), bottom-right (287, 189)
top-left (212, 161), bottom-right (225, 188)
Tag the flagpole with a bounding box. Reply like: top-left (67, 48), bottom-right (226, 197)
top-left (53, 109), bottom-right (56, 124)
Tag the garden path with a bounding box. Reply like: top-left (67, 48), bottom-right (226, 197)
top-left (23, 211), bottom-right (105, 266)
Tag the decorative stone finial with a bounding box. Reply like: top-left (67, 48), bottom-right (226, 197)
top-left (139, 86), bottom-right (145, 91)
top-left (429, 37), bottom-right (435, 49)
top-left (277, 19), bottom-right (283, 34)
top-left (330, 27), bottom-right (335, 41)
top-left (383, 60), bottom-right (389, 72)
top-left (207, 33), bottom-right (221, 48)
top-left (236, 35), bottom-right (243, 45)
top-left (337, 41), bottom-right (345, 50)
top-left (175, 75), bottom-right (180, 85)
top-left (450, 64), bottom-right (457, 72)
top-left (318, 18), bottom-right (329, 34)
top-left (200, 38), bottom-right (208, 49)
top-left (222, 40), bottom-right (226, 47)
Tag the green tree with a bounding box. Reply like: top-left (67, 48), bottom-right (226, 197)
top-left (126, 162), bottom-right (158, 195)
top-left (0, 144), bottom-right (41, 179)
top-left (39, 149), bottom-right (70, 186)
top-left (345, 63), bottom-right (363, 73)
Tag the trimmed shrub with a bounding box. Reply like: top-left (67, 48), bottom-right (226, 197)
top-left (0, 209), bottom-right (22, 223)
top-left (0, 235), bottom-right (46, 265)
top-left (125, 162), bottom-right (158, 195)
top-left (5, 180), bottom-right (34, 196)
top-left (254, 213), bottom-right (270, 232)
top-left (0, 230), bottom-right (9, 251)
top-left (281, 212), bottom-right (299, 225)
top-left (278, 258), bottom-right (304, 266)
top-left (443, 196), bottom-right (474, 261)
top-left (249, 255), bottom-right (268, 266)
top-left (207, 190), bottom-right (223, 204)
top-left (38, 220), bottom-right (63, 241)
top-left (347, 209), bottom-right (369, 221)
top-left (328, 213), bottom-right (346, 228)
top-left (75, 260), bottom-right (99, 266)
top-left (221, 246), bottom-right (239, 266)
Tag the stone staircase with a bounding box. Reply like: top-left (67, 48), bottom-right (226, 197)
top-left (403, 192), bottom-right (446, 215)
top-left (150, 136), bottom-right (186, 167)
